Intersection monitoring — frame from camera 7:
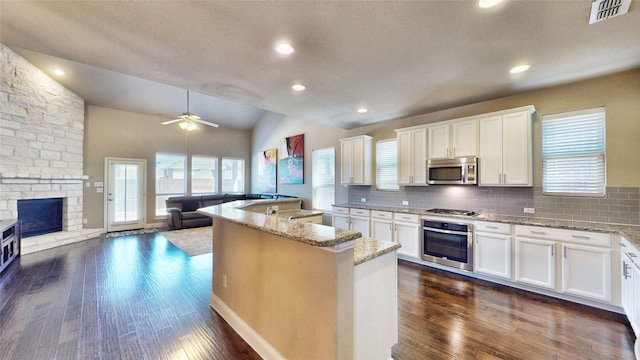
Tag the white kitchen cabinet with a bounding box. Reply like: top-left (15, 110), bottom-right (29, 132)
top-left (350, 216), bottom-right (371, 237)
top-left (515, 237), bottom-right (556, 290)
top-left (393, 213), bottom-right (421, 259)
top-left (427, 123), bottom-right (449, 159)
top-left (332, 206), bottom-right (350, 230)
top-left (633, 261), bottom-right (640, 336)
top-left (340, 135), bottom-right (372, 185)
top-left (621, 237), bottom-right (640, 335)
top-left (561, 243), bottom-right (611, 302)
top-left (332, 206), bottom-right (370, 236)
top-left (395, 126), bottom-right (427, 185)
top-left (474, 221), bottom-right (512, 279)
top-left (371, 211), bottom-right (394, 242)
top-left (428, 119), bottom-right (477, 160)
top-left (515, 224), bottom-right (613, 303)
top-left (478, 106), bottom-right (534, 186)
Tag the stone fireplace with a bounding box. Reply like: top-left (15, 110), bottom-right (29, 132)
top-left (0, 44), bottom-right (103, 254)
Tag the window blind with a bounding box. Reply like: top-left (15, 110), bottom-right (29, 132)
top-left (312, 147), bottom-right (335, 212)
top-left (376, 139), bottom-right (399, 191)
top-left (542, 107), bottom-right (605, 197)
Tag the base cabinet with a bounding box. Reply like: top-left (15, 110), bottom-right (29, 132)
top-left (371, 211), bottom-right (394, 243)
top-left (515, 237), bottom-right (556, 290)
top-left (475, 232), bottom-right (512, 279)
top-left (394, 213), bottom-right (421, 259)
top-left (515, 225), bottom-right (612, 304)
top-left (562, 243), bottom-right (611, 302)
top-left (621, 238), bottom-right (640, 336)
top-left (331, 207), bottom-right (370, 237)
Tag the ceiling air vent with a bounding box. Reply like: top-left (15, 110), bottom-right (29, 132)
top-left (589, 0), bottom-right (632, 24)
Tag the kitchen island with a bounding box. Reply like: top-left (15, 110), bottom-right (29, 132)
top-left (198, 199), bottom-right (400, 360)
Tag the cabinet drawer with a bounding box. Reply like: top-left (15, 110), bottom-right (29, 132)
top-left (475, 221), bottom-right (511, 235)
top-left (371, 210), bottom-right (393, 220)
top-left (394, 213), bottom-right (420, 223)
top-left (516, 225), bottom-right (610, 247)
top-left (332, 207), bottom-right (349, 215)
top-left (350, 208), bottom-right (370, 217)
top-left (621, 236), bottom-right (640, 260)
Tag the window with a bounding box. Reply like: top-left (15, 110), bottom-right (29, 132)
top-left (192, 156), bottom-right (218, 195)
top-left (221, 158), bottom-right (244, 193)
top-left (312, 147), bottom-right (335, 212)
top-left (376, 139), bottom-right (399, 191)
top-left (156, 153), bottom-right (186, 216)
top-left (542, 107), bottom-right (606, 197)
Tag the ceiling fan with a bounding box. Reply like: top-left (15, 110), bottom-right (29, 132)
top-left (161, 90), bottom-right (219, 131)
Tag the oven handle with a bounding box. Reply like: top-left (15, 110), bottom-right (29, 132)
top-left (423, 227), bottom-right (470, 236)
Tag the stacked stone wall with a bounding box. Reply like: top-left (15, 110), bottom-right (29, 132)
top-left (0, 43), bottom-right (85, 230)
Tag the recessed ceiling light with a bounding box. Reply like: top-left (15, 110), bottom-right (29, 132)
top-left (275, 42), bottom-right (294, 55)
top-left (53, 69), bottom-right (65, 76)
top-left (509, 64), bottom-right (531, 74)
top-left (478, 0), bottom-right (503, 8)
top-left (357, 108), bottom-right (368, 114)
top-left (292, 83), bottom-right (306, 91)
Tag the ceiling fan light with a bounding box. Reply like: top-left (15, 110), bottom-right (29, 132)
top-left (186, 122), bottom-right (199, 131)
top-left (179, 121), bottom-right (189, 130)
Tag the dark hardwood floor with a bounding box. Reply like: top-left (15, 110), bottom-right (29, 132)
top-left (0, 233), bottom-right (635, 359)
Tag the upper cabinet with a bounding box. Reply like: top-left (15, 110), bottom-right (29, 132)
top-left (428, 119), bottom-right (478, 160)
top-left (340, 135), bottom-right (373, 185)
top-left (395, 126), bottom-right (428, 186)
top-left (479, 106), bottom-right (535, 186)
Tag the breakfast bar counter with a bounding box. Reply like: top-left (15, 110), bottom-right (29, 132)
top-left (198, 199), bottom-right (399, 360)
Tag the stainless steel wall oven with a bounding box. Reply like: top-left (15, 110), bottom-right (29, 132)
top-left (422, 218), bottom-right (473, 271)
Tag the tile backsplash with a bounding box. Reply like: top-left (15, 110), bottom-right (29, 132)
top-left (347, 186), bottom-right (640, 226)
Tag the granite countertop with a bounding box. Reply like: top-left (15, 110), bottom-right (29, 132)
top-left (333, 203), bottom-right (640, 248)
top-left (273, 209), bottom-right (324, 219)
top-left (353, 237), bottom-right (401, 266)
top-left (198, 200), bottom-right (361, 248)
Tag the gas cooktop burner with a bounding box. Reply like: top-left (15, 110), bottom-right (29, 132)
top-left (427, 208), bottom-right (477, 216)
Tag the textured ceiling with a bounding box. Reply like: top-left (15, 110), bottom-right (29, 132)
top-left (1, 1), bottom-right (639, 130)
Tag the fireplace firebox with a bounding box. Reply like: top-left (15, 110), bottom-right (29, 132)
top-left (17, 198), bottom-right (64, 238)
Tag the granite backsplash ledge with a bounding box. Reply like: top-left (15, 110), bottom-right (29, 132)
top-left (347, 186), bottom-right (640, 226)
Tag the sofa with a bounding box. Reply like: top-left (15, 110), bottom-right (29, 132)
top-left (165, 193), bottom-right (297, 230)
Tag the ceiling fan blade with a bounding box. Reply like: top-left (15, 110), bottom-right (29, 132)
top-left (161, 119), bottom-right (182, 125)
top-left (194, 119), bottom-right (219, 128)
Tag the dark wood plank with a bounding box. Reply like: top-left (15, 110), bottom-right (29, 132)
top-left (0, 233), bottom-right (635, 359)
top-left (393, 260), bottom-right (636, 360)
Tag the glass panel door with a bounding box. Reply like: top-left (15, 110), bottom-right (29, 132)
top-left (106, 158), bottom-right (146, 232)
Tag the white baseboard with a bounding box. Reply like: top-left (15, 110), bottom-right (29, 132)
top-left (210, 293), bottom-right (285, 360)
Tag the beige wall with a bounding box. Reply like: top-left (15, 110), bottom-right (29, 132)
top-left (250, 111), bottom-right (349, 209)
top-left (84, 105), bottom-right (251, 228)
top-left (345, 68), bottom-right (640, 188)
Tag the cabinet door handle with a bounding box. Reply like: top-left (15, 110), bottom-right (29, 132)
top-left (571, 235), bottom-right (590, 240)
top-left (563, 246), bottom-right (567, 258)
top-left (531, 231), bottom-right (546, 235)
top-left (551, 246), bottom-right (554, 256)
top-left (486, 226), bottom-right (499, 229)
top-left (629, 253), bottom-right (637, 258)
top-left (624, 261), bottom-right (631, 279)
top-left (446, 148), bottom-right (449, 157)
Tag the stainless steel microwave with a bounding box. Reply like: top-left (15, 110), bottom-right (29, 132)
top-left (427, 156), bottom-right (478, 185)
